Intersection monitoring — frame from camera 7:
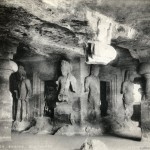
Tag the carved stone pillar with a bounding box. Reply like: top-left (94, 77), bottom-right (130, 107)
top-left (144, 74), bottom-right (150, 100)
top-left (0, 41), bottom-right (18, 141)
top-left (0, 59), bottom-right (18, 141)
top-left (139, 63), bottom-right (150, 139)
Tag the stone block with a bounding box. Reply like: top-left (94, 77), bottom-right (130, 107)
top-left (0, 103), bottom-right (12, 120)
top-left (80, 139), bottom-right (108, 150)
top-left (0, 121), bottom-right (11, 141)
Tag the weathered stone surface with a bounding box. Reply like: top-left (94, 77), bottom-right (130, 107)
top-left (12, 120), bottom-right (31, 132)
top-left (0, 58), bottom-right (18, 141)
top-left (55, 125), bottom-right (103, 136)
top-left (1, 0), bottom-right (150, 63)
top-left (138, 63), bottom-right (150, 141)
top-left (24, 117), bottom-right (53, 134)
top-left (0, 121), bottom-right (12, 140)
top-left (84, 65), bottom-right (100, 123)
top-left (80, 139), bottom-right (108, 150)
top-left (103, 109), bottom-right (141, 140)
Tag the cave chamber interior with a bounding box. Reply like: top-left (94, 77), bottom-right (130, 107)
top-left (2, 0), bottom-right (150, 145)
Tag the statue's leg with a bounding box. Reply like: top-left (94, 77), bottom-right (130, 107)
top-left (26, 100), bottom-right (29, 119)
top-left (22, 100), bottom-right (26, 121)
top-left (128, 103), bottom-right (133, 120)
top-left (14, 98), bottom-right (18, 121)
top-left (94, 100), bottom-right (101, 122)
top-left (12, 97), bottom-right (15, 121)
top-left (16, 100), bottom-right (21, 122)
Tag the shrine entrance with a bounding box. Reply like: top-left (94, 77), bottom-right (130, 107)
top-left (100, 81), bottom-right (111, 117)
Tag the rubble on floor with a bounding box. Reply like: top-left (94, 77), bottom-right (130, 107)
top-left (12, 120), bottom-right (31, 132)
top-left (80, 139), bottom-right (108, 150)
top-left (55, 124), bottom-right (103, 136)
top-left (22, 117), bottom-right (54, 134)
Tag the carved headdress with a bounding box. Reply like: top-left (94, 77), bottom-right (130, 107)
top-left (61, 60), bottom-right (72, 75)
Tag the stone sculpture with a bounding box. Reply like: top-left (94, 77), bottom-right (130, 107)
top-left (57, 60), bottom-right (77, 103)
top-left (55, 60), bottom-right (77, 124)
top-left (84, 65), bottom-right (101, 122)
top-left (80, 139), bottom-right (108, 150)
top-left (10, 68), bottom-right (22, 121)
top-left (121, 70), bottom-right (134, 121)
top-left (16, 66), bottom-right (32, 122)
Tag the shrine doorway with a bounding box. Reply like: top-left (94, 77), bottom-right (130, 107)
top-left (100, 81), bottom-right (111, 117)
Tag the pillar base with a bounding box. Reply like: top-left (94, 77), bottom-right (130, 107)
top-left (0, 59), bottom-right (18, 141)
top-left (0, 120), bottom-right (12, 141)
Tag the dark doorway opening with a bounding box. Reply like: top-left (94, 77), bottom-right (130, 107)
top-left (100, 81), bottom-right (110, 117)
top-left (44, 80), bottom-right (57, 119)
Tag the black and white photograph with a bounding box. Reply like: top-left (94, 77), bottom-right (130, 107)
top-left (0, 0), bottom-right (150, 149)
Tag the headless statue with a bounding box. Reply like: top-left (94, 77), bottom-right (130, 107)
top-left (57, 60), bottom-right (77, 103)
top-left (84, 65), bottom-right (101, 121)
top-left (121, 70), bottom-right (134, 121)
top-left (16, 66), bottom-right (32, 122)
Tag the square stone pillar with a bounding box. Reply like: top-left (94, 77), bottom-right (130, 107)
top-left (139, 63), bottom-right (150, 139)
top-left (0, 59), bottom-right (18, 141)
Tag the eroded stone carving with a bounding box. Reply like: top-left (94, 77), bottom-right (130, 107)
top-left (16, 65), bottom-right (32, 122)
top-left (57, 60), bottom-right (77, 103)
top-left (121, 70), bottom-right (134, 121)
top-left (84, 65), bottom-right (101, 122)
top-left (80, 139), bottom-right (108, 150)
top-left (55, 60), bottom-right (77, 124)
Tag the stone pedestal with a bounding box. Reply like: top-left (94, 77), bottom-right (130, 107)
top-left (0, 59), bottom-right (18, 141)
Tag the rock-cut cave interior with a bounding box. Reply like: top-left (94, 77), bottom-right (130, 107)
top-left (1, 0), bottom-right (150, 149)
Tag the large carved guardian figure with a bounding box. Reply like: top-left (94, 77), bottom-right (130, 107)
top-left (121, 70), bottom-right (134, 121)
top-left (84, 65), bottom-right (101, 122)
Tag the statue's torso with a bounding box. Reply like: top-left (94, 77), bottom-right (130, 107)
top-left (87, 76), bottom-right (100, 99)
top-left (123, 81), bottom-right (134, 104)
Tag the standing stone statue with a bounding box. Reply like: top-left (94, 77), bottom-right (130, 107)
top-left (121, 70), bottom-right (134, 121)
top-left (57, 60), bottom-right (77, 103)
top-left (16, 66), bottom-right (32, 122)
top-left (10, 68), bottom-right (22, 121)
top-left (84, 65), bottom-right (101, 122)
top-left (55, 60), bottom-right (77, 124)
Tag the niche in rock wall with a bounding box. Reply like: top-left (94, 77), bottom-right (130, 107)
top-left (100, 81), bottom-right (110, 117)
top-left (32, 72), bottom-right (45, 117)
top-left (131, 77), bottom-right (143, 123)
top-left (32, 74), bottom-right (58, 118)
top-left (30, 59), bottom-right (60, 118)
top-left (44, 80), bottom-right (57, 119)
top-left (99, 73), bottom-right (117, 113)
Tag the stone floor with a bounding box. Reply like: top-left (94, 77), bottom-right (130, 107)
top-left (0, 133), bottom-right (150, 150)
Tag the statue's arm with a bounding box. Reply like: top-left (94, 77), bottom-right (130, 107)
top-left (70, 76), bottom-right (77, 93)
top-left (57, 77), bottom-right (61, 92)
top-left (121, 82), bottom-right (127, 94)
top-left (84, 77), bottom-right (90, 93)
top-left (25, 79), bottom-right (32, 99)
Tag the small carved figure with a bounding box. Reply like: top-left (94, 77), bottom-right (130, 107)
top-left (57, 60), bottom-right (77, 103)
top-left (16, 66), bottom-right (32, 122)
top-left (84, 65), bottom-right (101, 121)
top-left (121, 70), bottom-right (134, 121)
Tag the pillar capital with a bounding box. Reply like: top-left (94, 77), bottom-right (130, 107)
top-left (138, 62), bottom-right (150, 75)
top-left (144, 74), bottom-right (150, 78)
top-left (0, 40), bottom-right (18, 59)
top-left (0, 59), bottom-right (18, 73)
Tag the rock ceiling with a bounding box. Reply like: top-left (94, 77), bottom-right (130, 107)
top-left (0, 0), bottom-right (150, 64)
